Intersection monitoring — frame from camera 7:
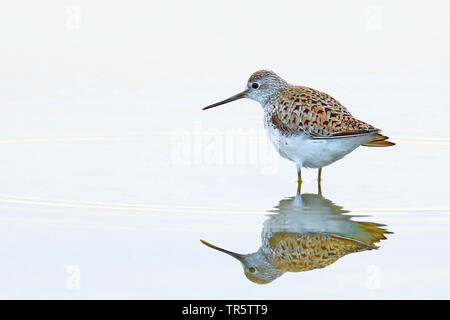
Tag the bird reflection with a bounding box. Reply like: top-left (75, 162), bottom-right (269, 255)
top-left (201, 191), bottom-right (391, 284)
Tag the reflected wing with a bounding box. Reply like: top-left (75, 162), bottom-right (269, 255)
top-left (272, 86), bottom-right (379, 138)
top-left (268, 232), bottom-right (371, 272)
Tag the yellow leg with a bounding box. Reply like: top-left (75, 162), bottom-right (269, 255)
top-left (297, 169), bottom-right (302, 194)
top-left (318, 168), bottom-right (322, 195)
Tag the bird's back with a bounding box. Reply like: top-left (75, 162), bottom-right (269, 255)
top-left (270, 86), bottom-right (379, 138)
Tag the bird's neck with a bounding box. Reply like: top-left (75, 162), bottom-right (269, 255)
top-left (260, 84), bottom-right (292, 111)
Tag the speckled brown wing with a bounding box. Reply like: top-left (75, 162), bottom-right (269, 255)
top-left (268, 232), bottom-right (372, 272)
top-left (272, 86), bottom-right (379, 138)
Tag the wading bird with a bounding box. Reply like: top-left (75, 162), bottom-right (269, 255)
top-left (204, 70), bottom-right (395, 191)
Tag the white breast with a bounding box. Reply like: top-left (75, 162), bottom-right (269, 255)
top-left (264, 122), bottom-right (375, 169)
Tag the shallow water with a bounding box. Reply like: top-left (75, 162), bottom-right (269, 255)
top-left (0, 108), bottom-right (448, 298)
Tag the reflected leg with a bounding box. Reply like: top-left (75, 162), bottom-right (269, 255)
top-left (318, 168), bottom-right (322, 195)
top-left (296, 164), bottom-right (302, 194)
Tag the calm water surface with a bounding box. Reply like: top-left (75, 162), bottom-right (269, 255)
top-left (0, 100), bottom-right (448, 299)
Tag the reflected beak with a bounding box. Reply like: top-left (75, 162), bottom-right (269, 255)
top-left (203, 90), bottom-right (248, 110)
top-left (200, 239), bottom-right (244, 262)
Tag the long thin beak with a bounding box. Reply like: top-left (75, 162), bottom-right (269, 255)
top-left (203, 90), bottom-right (248, 110)
top-left (200, 239), bottom-right (244, 262)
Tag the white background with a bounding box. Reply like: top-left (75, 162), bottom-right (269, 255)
top-left (0, 0), bottom-right (449, 299)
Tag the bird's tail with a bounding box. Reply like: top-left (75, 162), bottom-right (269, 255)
top-left (356, 222), bottom-right (393, 249)
top-left (363, 134), bottom-right (395, 147)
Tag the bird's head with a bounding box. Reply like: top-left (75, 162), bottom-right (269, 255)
top-left (203, 70), bottom-right (289, 110)
top-left (200, 239), bottom-right (284, 284)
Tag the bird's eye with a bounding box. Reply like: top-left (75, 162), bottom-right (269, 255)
top-left (251, 83), bottom-right (259, 89)
top-left (248, 267), bottom-right (256, 273)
